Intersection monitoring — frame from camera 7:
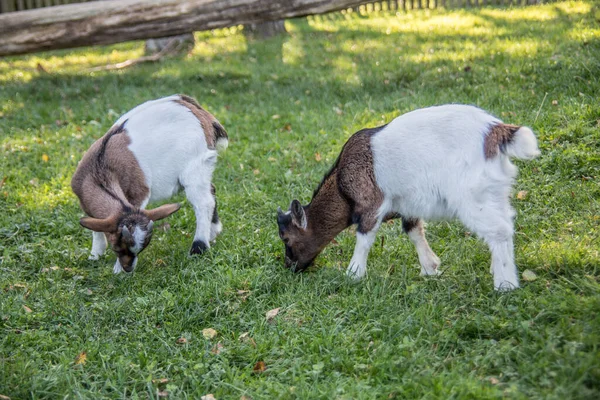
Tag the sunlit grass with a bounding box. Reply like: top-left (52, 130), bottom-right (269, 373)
top-left (1, 1), bottom-right (599, 399)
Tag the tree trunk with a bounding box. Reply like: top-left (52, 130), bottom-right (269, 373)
top-left (244, 20), bottom-right (287, 40)
top-left (0, 0), bottom-right (367, 57)
top-left (145, 33), bottom-right (195, 55)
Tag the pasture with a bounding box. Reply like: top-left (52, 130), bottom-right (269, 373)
top-left (1, 2), bottom-right (599, 398)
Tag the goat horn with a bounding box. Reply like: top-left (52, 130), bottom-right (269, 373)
top-left (277, 206), bottom-right (283, 216)
top-left (121, 225), bottom-right (132, 240)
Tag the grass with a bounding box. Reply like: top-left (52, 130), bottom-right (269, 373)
top-left (1, 1), bottom-right (599, 398)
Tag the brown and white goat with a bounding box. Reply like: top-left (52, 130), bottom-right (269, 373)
top-left (277, 104), bottom-right (540, 291)
top-left (71, 94), bottom-right (228, 273)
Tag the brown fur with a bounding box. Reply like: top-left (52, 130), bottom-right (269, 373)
top-left (174, 95), bottom-right (228, 150)
top-left (484, 123), bottom-right (521, 159)
top-left (278, 125), bottom-right (387, 270)
top-left (71, 123), bottom-right (149, 220)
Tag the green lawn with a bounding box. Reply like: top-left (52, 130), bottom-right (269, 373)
top-left (1, 2), bottom-right (599, 398)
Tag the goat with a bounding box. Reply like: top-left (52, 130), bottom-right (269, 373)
top-left (277, 104), bottom-right (540, 291)
top-left (71, 94), bottom-right (228, 273)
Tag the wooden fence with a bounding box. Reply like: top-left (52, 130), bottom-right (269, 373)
top-left (0, 0), bottom-right (90, 13)
top-left (0, 0), bottom-right (553, 14)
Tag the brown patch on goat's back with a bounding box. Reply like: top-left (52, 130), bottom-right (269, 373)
top-left (174, 95), bottom-right (228, 149)
top-left (484, 123), bottom-right (521, 159)
top-left (71, 123), bottom-right (149, 219)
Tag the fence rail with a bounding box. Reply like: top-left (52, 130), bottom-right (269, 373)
top-left (0, 0), bottom-right (551, 14)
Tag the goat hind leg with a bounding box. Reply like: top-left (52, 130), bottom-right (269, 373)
top-left (209, 184), bottom-right (222, 242)
top-left (403, 218), bottom-right (440, 276)
top-left (461, 206), bottom-right (519, 291)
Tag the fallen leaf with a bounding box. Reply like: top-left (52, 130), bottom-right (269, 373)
top-left (239, 332), bottom-right (257, 347)
top-left (0, 394), bottom-right (11, 400)
top-left (333, 106), bottom-right (343, 115)
top-left (0, 176), bottom-right (7, 189)
top-left (211, 342), bottom-right (224, 355)
top-left (158, 391), bottom-right (169, 397)
top-left (522, 270), bottom-right (538, 282)
top-left (552, 100), bottom-right (558, 105)
top-left (201, 395), bottom-right (216, 400)
top-left (283, 123), bottom-right (292, 131)
top-left (42, 154), bottom-right (49, 162)
top-left (488, 377), bottom-right (500, 385)
top-left (202, 328), bottom-right (217, 339)
top-left (271, 114), bottom-right (280, 119)
top-left (176, 337), bottom-right (188, 344)
top-left (315, 152), bottom-right (322, 162)
top-left (253, 169), bottom-right (260, 175)
top-left (23, 305), bottom-right (32, 313)
top-left (236, 290), bottom-right (251, 301)
top-left (253, 361), bottom-right (267, 373)
top-left (265, 307), bottom-right (280, 322)
top-left (516, 190), bottom-right (528, 200)
top-left (74, 351), bottom-right (87, 365)
top-left (240, 396), bottom-right (252, 400)
top-left (152, 378), bottom-right (169, 385)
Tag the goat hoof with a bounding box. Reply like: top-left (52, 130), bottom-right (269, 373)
top-left (190, 240), bottom-right (209, 255)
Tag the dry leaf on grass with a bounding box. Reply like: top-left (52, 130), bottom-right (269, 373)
top-left (202, 328), bottom-right (218, 339)
top-left (176, 337), bottom-right (188, 344)
top-left (266, 308), bottom-right (280, 322)
top-left (0, 394), bottom-right (11, 400)
top-left (522, 269), bottom-right (538, 281)
top-left (253, 361), bottom-right (267, 373)
top-left (516, 190), bottom-right (528, 200)
top-left (488, 377), bottom-right (500, 385)
top-left (314, 152), bottom-right (322, 162)
top-left (158, 391), bottom-right (169, 398)
top-left (240, 396), bottom-right (252, 400)
top-left (23, 305), bottom-right (32, 313)
top-left (153, 378), bottom-right (169, 385)
top-left (239, 332), bottom-right (257, 347)
top-left (201, 394), bottom-right (216, 400)
top-left (211, 342), bottom-right (224, 355)
top-left (236, 290), bottom-right (251, 301)
top-left (74, 351), bottom-right (87, 365)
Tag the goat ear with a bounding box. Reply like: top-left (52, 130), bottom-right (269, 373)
top-left (79, 216), bottom-right (118, 233)
top-left (144, 203), bottom-right (181, 221)
top-left (290, 199), bottom-right (307, 229)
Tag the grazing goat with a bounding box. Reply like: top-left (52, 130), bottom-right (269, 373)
top-left (71, 94), bottom-right (228, 273)
top-left (277, 104), bottom-right (540, 291)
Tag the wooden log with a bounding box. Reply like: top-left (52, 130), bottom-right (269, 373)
top-left (0, 0), bottom-right (366, 57)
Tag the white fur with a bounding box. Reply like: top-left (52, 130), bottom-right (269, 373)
top-left (118, 95), bottom-right (224, 248)
top-left (89, 231), bottom-right (107, 260)
top-left (131, 226), bottom-right (145, 254)
top-left (347, 105), bottom-right (539, 290)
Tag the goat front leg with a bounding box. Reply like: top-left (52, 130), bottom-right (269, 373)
top-left (89, 231), bottom-right (107, 260)
top-left (347, 217), bottom-right (381, 279)
top-left (402, 218), bottom-right (441, 276)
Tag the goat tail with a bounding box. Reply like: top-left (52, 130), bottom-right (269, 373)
top-left (504, 126), bottom-right (540, 160)
top-left (485, 123), bottom-right (540, 160)
top-left (215, 136), bottom-right (229, 153)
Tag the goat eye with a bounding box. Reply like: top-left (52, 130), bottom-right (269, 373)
top-left (283, 238), bottom-right (289, 244)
